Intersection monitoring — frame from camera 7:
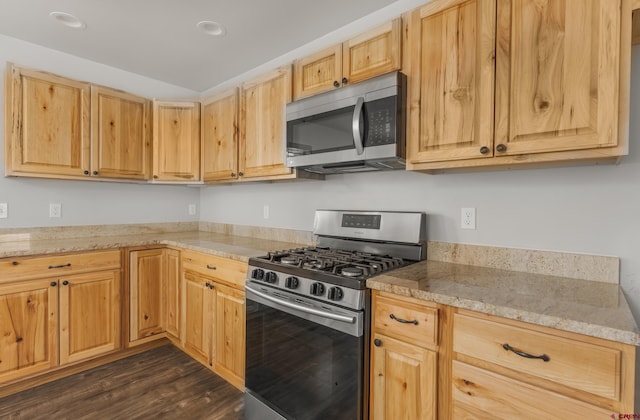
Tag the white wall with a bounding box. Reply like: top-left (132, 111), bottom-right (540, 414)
top-left (0, 34), bottom-right (201, 228)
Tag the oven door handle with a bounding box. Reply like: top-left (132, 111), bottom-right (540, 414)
top-left (352, 96), bottom-right (365, 155)
top-left (247, 286), bottom-right (357, 324)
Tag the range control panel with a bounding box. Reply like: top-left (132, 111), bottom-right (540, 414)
top-left (341, 213), bottom-right (381, 230)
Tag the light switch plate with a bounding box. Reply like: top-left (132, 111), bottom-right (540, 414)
top-left (0, 203), bottom-right (7, 218)
top-left (188, 204), bottom-right (197, 216)
top-left (49, 203), bottom-right (62, 218)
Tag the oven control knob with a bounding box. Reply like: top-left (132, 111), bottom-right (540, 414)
top-left (265, 272), bottom-right (278, 284)
top-left (310, 282), bottom-right (325, 296)
top-left (285, 276), bottom-right (299, 289)
top-left (251, 268), bottom-right (265, 280)
top-left (327, 287), bottom-right (344, 301)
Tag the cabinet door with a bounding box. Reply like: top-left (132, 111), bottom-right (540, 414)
top-left (370, 333), bottom-right (436, 420)
top-left (152, 101), bottom-right (201, 181)
top-left (494, 0), bottom-right (620, 155)
top-left (129, 249), bottom-right (164, 342)
top-left (91, 86), bottom-right (151, 179)
top-left (6, 64), bottom-right (90, 177)
top-left (164, 249), bottom-right (180, 338)
top-left (59, 270), bottom-right (121, 364)
top-left (182, 271), bottom-right (212, 363)
top-left (0, 279), bottom-right (59, 382)
top-left (213, 282), bottom-right (245, 389)
top-left (406, 0), bottom-right (495, 165)
top-left (293, 44), bottom-right (343, 100)
top-left (343, 18), bottom-right (402, 85)
top-left (201, 89), bottom-right (239, 182)
top-left (239, 67), bottom-right (294, 179)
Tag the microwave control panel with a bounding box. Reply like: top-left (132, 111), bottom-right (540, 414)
top-left (365, 96), bottom-right (397, 146)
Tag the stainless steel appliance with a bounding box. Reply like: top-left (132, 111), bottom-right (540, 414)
top-left (285, 72), bottom-right (406, 174)
top-left (244, 210), bottom-right (427, 420)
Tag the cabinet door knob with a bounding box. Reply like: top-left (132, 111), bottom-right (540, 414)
top-left (479, 146), bottom-right (490, 154)
top-left (341, 77), bottom-right (348, 85)
top-left (496, 144), bottom-right (507, 153)
top-left (238, 171), bottom-right (244, 177)
top-left (93, 171), bottom-right (99, 175)
top-left (50, 281), bottom-right (57, 287)
top-left (210, 284), bottom-right (215, 290)
top-left (205, 282), bottom-right (211, 288)
top-left (231, 172), bottom-right (236, 177)
top-left (62, 280), bottom-right (69, 286)
top-left (374, 338), bottom-right (382, 347)
top-left (333, 80), bottom-right (340, 88)
top-left (83, 170), bottom-right (90, 175)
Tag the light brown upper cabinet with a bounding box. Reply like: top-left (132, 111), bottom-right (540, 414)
top-left (5, 63), bottom-right (152, 181)
top-left (201, 88), bottom-right (239, 182)
top-left (406, 0), bottom-right (626, 171)
top-left (239, 66), bottom-right (294, 180)
top-left (293, 18), bottom-right (402, 100)
top-left (152, 100), bottom-right (201, 182)
top-left (91, 85), bottom-right (151, 180)
top-left (5, 64), bottom-right (90, 178)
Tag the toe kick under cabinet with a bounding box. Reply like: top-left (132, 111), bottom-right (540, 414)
top-left (0, 250), bottom-right (122, 385)
top-left (370, 291), bottom-right (636, 419)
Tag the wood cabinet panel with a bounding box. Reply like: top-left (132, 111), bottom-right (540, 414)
top-left (374, 295), bottom-right (438, 349)
top-left (5, 64), bottom-right (90, 177)
top-left (201, 89), bottom-right (239, 182)
top-left (453, 312), bottom-right (621, 400)
top-left (59, 270), bottom-right (121, 364)
top-left (213, 283), bottom-right (245, 389)
top-left (1, 250), bottom-right (121, 283)
top-left (293, 45), bottom-right (343, 100)
top-left (407, 0), bottom-right (495, 164)
top-left (239, 67), bottom-right (293, 179)
top-left (343, 18), bottom-right (402, 85)
top-left (164, 249), bottom-right (180, 338)
top-left (452, 361), bottom-right (611, 419)
top-left (129, 249), bottom-right (164, 341)
top-left (181, 250), bottom-right (247, 288)
top-left (495, 0), bottom-right (620, 155)
top-left (371, 333), bottom-right (436, 420)
top-left (0, 279), bottom-right (58, 383)
top-left (91, 86), bottom-right (151, 179)
top-left (152, 101), bottom-right (201, 181)
top-left (182, 271), bottom-right (211, 362)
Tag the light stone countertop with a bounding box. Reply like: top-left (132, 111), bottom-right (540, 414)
top-left (0, 231), bottom-right (304, 262)
top-left (367, 259), bottom-right (640, 346)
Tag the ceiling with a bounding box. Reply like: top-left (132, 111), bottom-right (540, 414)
top-left (0, 0), bottom-right (397, 92)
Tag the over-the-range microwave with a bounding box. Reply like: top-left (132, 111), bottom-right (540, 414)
top-left (285, 71), bottom-right (406, 174)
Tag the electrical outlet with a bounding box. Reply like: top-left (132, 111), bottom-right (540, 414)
top-left (461, 207), bottom-right (476, 230)
top-left (0, 203), bottom-right (7, 219)
top-left (188, 204), bottom-right (197, 216)
top-left (49, 203), bottom-right (62, 218)
top-left (263, 205), bottom-right (270, 219)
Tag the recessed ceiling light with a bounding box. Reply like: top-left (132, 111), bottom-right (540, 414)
top-left (49, 12), bottom-right (86, 29)
top-left (196, 21), bottom-right (226, 36)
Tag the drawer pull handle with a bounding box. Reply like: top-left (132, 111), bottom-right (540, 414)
top-left (206, 265), bottom-right (216, 270)
top-left (502, 343), bottom-right (550, 362)
top-left (48, 263), bottom-right (71, 269)
top-left (390, 313), bottom-right (418, 325)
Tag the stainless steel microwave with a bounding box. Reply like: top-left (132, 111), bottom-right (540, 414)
top-left (285, 72), bottom-right (406, 174)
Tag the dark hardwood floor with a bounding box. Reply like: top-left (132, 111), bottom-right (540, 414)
top-left (0, 344), bottom-right (244, 420)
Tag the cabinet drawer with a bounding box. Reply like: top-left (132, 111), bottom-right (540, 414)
top-left (0, 250), bottom-right (122, 283)
top-left (452, 361), bottom-right (611, 419)
top-left (453, 313), bottom-right (621, 400)
top-left (181, 249), bottom-right (247, 288)
top-left (374, 295), bottom-right (438, 348)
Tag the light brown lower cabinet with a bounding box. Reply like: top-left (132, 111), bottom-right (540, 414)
top-left (0, 250), bottom-right (122, 385)
top-left (181, 250), bottom-right (246, 390)
top-left (129, 247), bottom-right (181, 344)
top-left (371, 291), bottom-right (637, 418)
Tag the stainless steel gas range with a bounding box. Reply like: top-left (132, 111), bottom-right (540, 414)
top-left (244, 210), bottom-right (427, 420)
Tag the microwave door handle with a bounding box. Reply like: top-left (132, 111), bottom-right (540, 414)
top-left (352, 96), bottom-right (365, 155)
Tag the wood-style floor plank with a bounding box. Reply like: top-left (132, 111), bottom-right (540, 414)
top-left (0, 344), bottom-right (244, 419)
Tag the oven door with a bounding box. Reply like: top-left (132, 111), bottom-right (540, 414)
top-left (245, 282), bottom-right (367, 420)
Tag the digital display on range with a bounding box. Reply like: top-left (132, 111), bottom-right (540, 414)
top-left (341, 214), bottom-right (381, 230)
